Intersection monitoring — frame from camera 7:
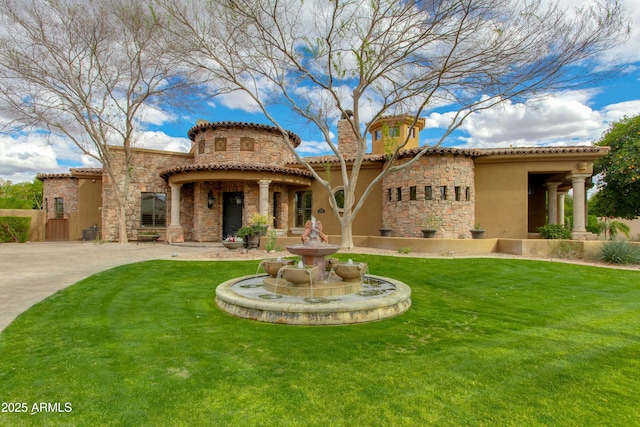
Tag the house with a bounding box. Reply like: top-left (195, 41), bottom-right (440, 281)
top-left (37, 115), bottom-right (608, 243)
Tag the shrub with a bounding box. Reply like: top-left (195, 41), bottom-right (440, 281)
top-left (0, 216), bottom-right (31, 243)
top-left (586, 215), bottom-right (604, 235)
top-left (537, 224), bottom-right (572, 239)
top-left (549, 241), bottom-right (583, 259)
top-left (600, 239), bottom-right (640, 265)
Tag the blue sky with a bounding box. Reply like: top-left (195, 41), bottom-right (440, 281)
top-left (1, 0), bottom-right (639, 183)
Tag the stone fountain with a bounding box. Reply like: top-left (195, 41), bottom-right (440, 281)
top-left (215, 217), bottom-right (412, 325)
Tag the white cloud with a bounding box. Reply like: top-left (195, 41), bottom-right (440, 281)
top-left (297, 139), bottom-right (332, 156)
top-left (136, 131), bottom-right (192, 153)
top-left (423, 91), bottom-right (640, 149)
top-left (0, 134), bottom-right (66, 183)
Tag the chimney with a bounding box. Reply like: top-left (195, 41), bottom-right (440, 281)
top-left (337, 110), bottom-right (358, 158)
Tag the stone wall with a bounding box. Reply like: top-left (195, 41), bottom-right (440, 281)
top-left (101, 148), bottom-right (192, 241)
top-left (382, 154), bottom-right (475, 238)
top-left (42, 177), bottom-right (78, 220)
top-left (193, 126), bottom-right (297, 167)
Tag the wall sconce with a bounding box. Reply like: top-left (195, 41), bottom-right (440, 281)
top-left (235, 193), bottom-right (244, 206)
top-left (208, 191), bottom-right (214, 209)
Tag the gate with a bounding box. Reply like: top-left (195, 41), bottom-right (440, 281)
top-left (46, 218), bottom-right (69, 241)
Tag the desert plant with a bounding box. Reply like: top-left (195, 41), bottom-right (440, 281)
top-left (265, 228), bottom-right (278, 252)
top-left (600, 239), bottom-right (640, 264)
top-left (422, 215), bottom-right (442, 230)
top-left (397, 247), bottom-right (411, 254)
top-left (537, 224), bottom-right (572, 240)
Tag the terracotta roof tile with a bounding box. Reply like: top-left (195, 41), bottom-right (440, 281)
top-left (187, 121), bottom-right (302, 147)
top-left (159, 162), bottom-right (314, 179)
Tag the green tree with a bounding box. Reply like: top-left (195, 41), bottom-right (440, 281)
top-left (592, 114), bottom-right (640, 219)
top-left (0, 178), bottom-right (43, 209)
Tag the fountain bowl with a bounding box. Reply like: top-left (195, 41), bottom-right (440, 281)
top-left (281, 266), bottom-right (320, 286)
top-left (334, 262), bottom-right (367, 282)
top-left (261, 258), bottom-right (295, 277)
top-left (286, 244), bottom-right (340, 257)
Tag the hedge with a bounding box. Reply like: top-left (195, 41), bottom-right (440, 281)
top-left (0, 216), bottom-right (31, 243)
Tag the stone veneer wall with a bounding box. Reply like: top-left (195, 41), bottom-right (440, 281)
top-left (337, 118), bottom-right (359, 158)
top-left (382, 154), bottom-right (475, 238)
top-left (42, 177), bottom-right (78, 219)
top-left (101, 149), bottom-right (192, 241)
top-left (193, 126), bottom-right (297, 167)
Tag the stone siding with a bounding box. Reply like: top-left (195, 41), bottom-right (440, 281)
top-left (193, 127), bottom-right (297, 167)
top-left (101, 149), bottom-right (193, 241)
top-left (42, 177), bottom-right (78, 219)
top-left (382, 154), bottom-right (475, 238)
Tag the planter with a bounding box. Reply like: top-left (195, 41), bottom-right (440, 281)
top-left (470, 229), bottom-right (486, 239)
top-left (223, 241), bottom-right (243, 250)
top-left (421, 229), bottom-right (437, 238)
top-left (243, 233), bottom-right (261, 249)
top-left (379, 227), bottom-right (392, 237)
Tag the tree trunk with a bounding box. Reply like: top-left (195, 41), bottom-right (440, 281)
top-left (340, 209), bottom-right (354, 249)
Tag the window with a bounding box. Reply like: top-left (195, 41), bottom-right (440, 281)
top-left (388, 127), bottom-right (399, 137)
top-left (440, 186), bottom-right (447, 200)
top-left (198, 141), bottom-right (205, 154)
top-left (387, 188), bottom-right (392, 202)
top-left (425, 186), bottom-right (432, 201)
top-left (455, 186), bottom-right (461, 201)
top-left (54, 198), bottom-right (64, 219)
top-left (396, 187), bottom-right (402, 201)
top-left (465, 187), bottom-right (471, 201)
top-left (409, 186), bottom-right (417, 201)
top-left (141, 192), bottom-right (166, 227)
top-left (333, 187), bottom-right (345, 211)
top-left (410, 127), bottom-right (416, 138)
top-left (295, 190), bottom-right (312, 227)
top-left (375, 130), bottom-right (382, 140)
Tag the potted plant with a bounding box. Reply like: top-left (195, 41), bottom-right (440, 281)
top-left (222, 235), bottom-right (243, 250)
top-left (379, 222), bottom-right (392, 237)
top-left (421, 215), bottom-right (441, 238)
top-left (469, 223), bottom-right (485, 239)
top-left (470, 223), bottom-right (486, 239)
top-left (236, 213), bottom-right (270, 249)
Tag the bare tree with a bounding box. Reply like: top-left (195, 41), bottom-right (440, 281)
top-left (165, 0), bottom-right (628, 248)
top-left (0, 0), bottom-right (199, 243)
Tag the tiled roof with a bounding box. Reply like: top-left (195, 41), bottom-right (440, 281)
top-left (159, 162), bottom-right (314, 179)
top-left (187, 121), bottom-right (302, 147)
top-left (37, 173), bottom-right (73, 180)
top-left (37, 167), bottom-right (103, 180)
top-left (473, 146), bottom-right (608, 156)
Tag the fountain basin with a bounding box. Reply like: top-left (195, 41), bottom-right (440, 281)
top-left (215, 274), bottom-right (412, 326)
top-left (286, 244), bottom-right (341, 257)
top-left (334, 262), bottom-right (367, 282)
top-left (261, 258), bottom-right (295, 277)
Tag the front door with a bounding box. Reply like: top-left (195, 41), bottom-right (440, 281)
top-left (223, 192), bottom-right (243, 238)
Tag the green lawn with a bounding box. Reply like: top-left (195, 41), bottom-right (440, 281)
top-left (1, 256), bottom-right (639, 426)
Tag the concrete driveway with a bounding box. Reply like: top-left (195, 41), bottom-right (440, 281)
top-left (0, 241), bottom-right (216, 332)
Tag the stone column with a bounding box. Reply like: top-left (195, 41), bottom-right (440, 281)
top-left (258, 180), bottom-right (271, 218)
top-left (546, 182), bottom-right (561, 225)
top-left (570, 174), bottom-right (591, 239)
top-left (168, 183), bottom-right (184, 243)
top-left (558, 192), bottom-right (566, 227)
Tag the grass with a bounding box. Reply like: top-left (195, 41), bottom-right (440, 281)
top-left (1, 256), bottom-right (639, 426)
